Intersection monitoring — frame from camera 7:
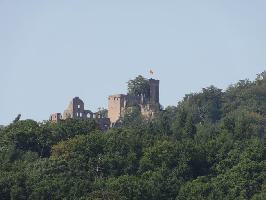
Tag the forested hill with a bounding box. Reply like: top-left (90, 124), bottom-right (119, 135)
top-left (1, 72), bottom-right (266, 200)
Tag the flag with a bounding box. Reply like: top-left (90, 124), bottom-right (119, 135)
top-left (149, 69), bottom-right (154, 75)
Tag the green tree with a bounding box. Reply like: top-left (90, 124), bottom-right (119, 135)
top-left (127, 75), bottom-right (150, 97)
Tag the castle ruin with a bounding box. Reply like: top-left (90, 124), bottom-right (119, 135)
top-left (108, 78), bottom-right (160, 126)
top-left (50, 97), bottom-right (110, 131)
top-left (50, 77), bottom-right (160, 129)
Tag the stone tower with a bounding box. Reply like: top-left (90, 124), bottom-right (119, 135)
top-left (108, 94), bottom-right (127, 125)
top-left (149, 78), bottom-right (159, 104)
top-left (108, 78), bottom-right (160, 125)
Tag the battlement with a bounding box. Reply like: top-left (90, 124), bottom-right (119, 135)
top-left (108, 94), bottom-right (127, 101)
top-left (108, 94), bottom-right (126, 98)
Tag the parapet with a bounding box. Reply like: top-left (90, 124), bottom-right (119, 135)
top-left (108, 94), bottom-right (127, 100)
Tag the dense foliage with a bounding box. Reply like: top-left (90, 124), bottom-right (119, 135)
top-left (0, 72), bottom-right (266, 200)
top-left (127, 75), bottom-right (150, 97)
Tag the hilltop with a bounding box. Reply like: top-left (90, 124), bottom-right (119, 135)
top-left (0, 72), bottom-right (265, 200)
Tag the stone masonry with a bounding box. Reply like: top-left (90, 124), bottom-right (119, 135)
top-left (50, 97), bottom-right (110, 131)
top-left (108, 78), bottom-right (160, 126)
top-left (63, 97), bottom-right (93, 120)
top-left (50, 77), bottom-right (160, 129)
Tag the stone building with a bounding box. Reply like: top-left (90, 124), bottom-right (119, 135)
top-left (50, 97), bottom-right (110, 131)
top-left (63, 97), bottom-right (94, 119)
top-left (49, 113), bottom-right (62, 123)
top-left (108, 78), bottom-right (160, 126)
top-left (50, 77), bottom-right (160, 129)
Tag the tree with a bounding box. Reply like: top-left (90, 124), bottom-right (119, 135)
top-left (115, 106), bottom-right (144, 128)
top-left (0, 72), bottom-right (266, 199)
top-left (127, 75), bottom-right (150, 97)
top-left (184, 115), bottom-right (196, 138)
top-left (97, 108), bottom-right (108, 118)
top-left (85, 190), bottom-right (126, 200)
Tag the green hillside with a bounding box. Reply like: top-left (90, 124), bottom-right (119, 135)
top-left (0, 72), bottom-right (266, 200)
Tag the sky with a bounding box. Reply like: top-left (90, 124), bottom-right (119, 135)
top-left (0, 0), bottom-right (266, 125)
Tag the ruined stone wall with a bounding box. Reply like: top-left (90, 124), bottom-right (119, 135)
top-left (50, 78), bottom-right (160, 129)
top-left (96, 118), bottom-right (111, 131)
top-left (125, 95), bottom-right (142, 107)
top-left (108, 94), bottom-right (144, 125)
top-left (63, 100), bottom-right (74, 119)
top-left (51, 96), bottom-right (110, 131)
top-left (63, 97), bottom-right (93, 119)
top-left (140, 103), bottom-right (160, 120)
top-left (50, 113), bottom-right (62, 122)
top-left (107, 78), bottom-right (160, 125)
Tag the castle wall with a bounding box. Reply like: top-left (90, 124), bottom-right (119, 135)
top-left (63, 97), bottom-right (93, 119)
top-left (50, 113), bottom-right (62, 122)
top-left (52, 96), bottom-right (110, 131)
top-left (96, 118), bottom-right (111, 131)
top-left (125, 95), bottom-right (141, 106)
top-left (50, 77), bottom-right (160, 129)
top-left (107, 78), bottom-right (160, 125)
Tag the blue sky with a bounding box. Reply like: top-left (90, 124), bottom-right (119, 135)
top-left (0, 0), bottom-right (265, 125)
